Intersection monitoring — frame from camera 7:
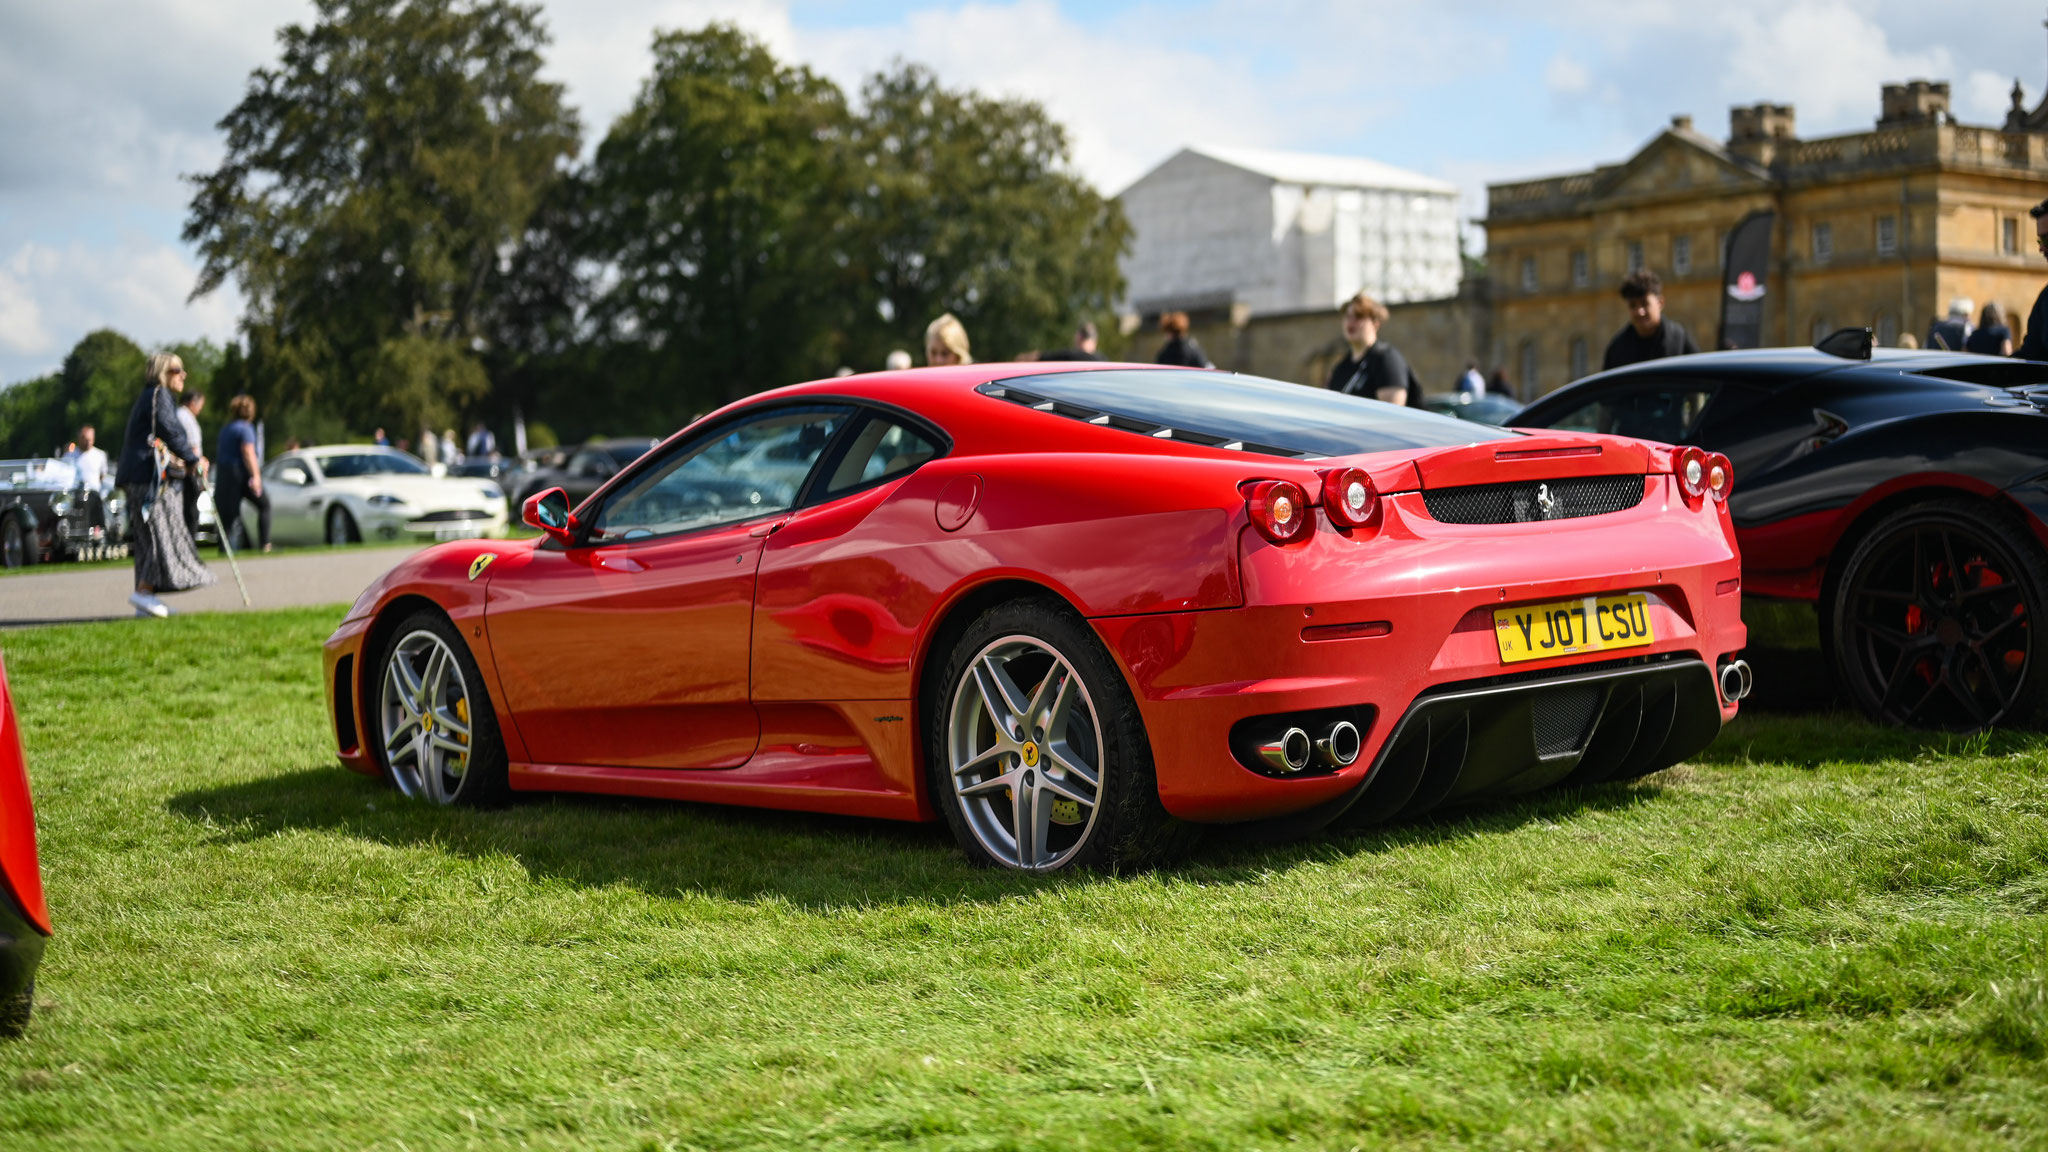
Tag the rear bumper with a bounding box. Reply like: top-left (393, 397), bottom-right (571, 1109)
top-left (1094, 479), bottom-right (1744, 823)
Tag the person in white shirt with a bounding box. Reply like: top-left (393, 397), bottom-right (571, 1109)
top-left (176, 391), bottom-right (209, 537)
top-left (1458, 362), bottom-right (1486, 396)
top-left (64, 425), bottom-right (109, 494)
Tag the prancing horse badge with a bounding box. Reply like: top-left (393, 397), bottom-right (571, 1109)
top-left (468, 553), bottom-right (498, 581)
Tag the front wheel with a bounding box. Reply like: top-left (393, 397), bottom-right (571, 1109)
top-left (927, 597), bottom-right (1191, 872)
top-left (326, 506), bottom-right (359, 545)
top-left (1831, 499), bottom-right (2048, 730)
top-left (373, 610), bottom-right (508, 805)
top-left (0, 517), bottom-right (25, 569)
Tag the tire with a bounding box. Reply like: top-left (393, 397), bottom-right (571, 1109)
top-left (0, 516), bottom-right (25, 569)
top-left (1830, 499), bottom-right (2048, 731)
top-left (0, 980), bottom-right (31, 1039)
top-left (372, 609), bottom-right (509, 805)
top-left (925, 596), bottom-right (1194, 873)
top-left (326, 506), bottom-right (360, 545)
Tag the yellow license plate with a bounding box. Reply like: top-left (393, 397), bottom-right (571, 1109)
top-left (1494, 593), bottom-right (1654, 664)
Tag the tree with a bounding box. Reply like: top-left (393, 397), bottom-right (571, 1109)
top-left (841, 65), bottom-right (1129, 366)
top-left (184, 0), bottom-right (579, 440)
top-left (571, 25), bottom-right (858, 427)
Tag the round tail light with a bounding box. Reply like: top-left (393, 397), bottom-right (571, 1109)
top-left (1243, 479), bottom-right (1315, 544)
top-left (1706, 453), bottom-right (1733, 502)
top-left (1677, 446), bottom-right (1708, 503)
top-left (1318, 467), bottom-right (1379, 528)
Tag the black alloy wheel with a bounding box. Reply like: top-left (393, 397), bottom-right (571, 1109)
top-left (1832, 500), bottom-right (2047, 731)
top-left (0, 518), bottom-right (23, 569)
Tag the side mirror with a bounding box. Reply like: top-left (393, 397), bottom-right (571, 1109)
top-left (522, 487), bottom-right (577, 545)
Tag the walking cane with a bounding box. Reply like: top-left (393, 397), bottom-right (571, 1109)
top-left (218, 510), bottom-right (252, 608)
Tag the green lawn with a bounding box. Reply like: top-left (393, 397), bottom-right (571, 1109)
top-left (0, 608), bottom-right (2044, 1150)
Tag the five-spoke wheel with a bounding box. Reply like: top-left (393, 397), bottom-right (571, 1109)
top-left (374, 611), bottom-right (506, 805)
top-left (948, 634), bottom-right (1105, 871)
top-left (930, 598), bottom-right (1188, 873)
top-left (1833, 501), bottom-right (2046, 731)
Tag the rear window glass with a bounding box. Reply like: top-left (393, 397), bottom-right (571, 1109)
top-left (982, 369), bottom-right (1517, 458)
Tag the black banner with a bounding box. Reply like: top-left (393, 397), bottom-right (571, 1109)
top-left (1718, 210), bottom-right (1774, 349)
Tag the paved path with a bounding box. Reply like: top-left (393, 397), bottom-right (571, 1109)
top-left (0, 545), bottom-right (431, 625)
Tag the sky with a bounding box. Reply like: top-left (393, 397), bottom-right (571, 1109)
top-left (3, 0), bottom-right (2047, 384)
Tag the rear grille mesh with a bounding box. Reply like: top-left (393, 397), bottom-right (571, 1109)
top-left (1423, 474), bottom-right (1646, 524)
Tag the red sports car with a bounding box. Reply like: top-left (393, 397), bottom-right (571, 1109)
top-left (1, 654), bottom-right (49, 1037)
top-left (325, 365), bottom-right (1748, 872)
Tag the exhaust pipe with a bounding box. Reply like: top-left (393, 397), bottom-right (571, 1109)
top-left (1314, 720), bottom-right (1361, 768)
top-left (1719, 659), bottom-right (1753, 702)
top-left (1257, 727), bottom-right (1314, 774)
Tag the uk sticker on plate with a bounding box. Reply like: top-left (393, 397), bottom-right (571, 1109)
top-left (1494, 593), bottom-right (1654, 664)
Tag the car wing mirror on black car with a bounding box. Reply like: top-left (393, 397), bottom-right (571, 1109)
top-left (522, 487), bottom-right (577, 546)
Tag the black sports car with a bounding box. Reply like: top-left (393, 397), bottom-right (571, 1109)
top-left (510, 437), bottom-right (660, 508)
top-left (1512, 335), bottom-right (2048, 731)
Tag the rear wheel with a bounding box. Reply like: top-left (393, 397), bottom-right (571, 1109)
top-left (1831, 500), bottom-right (2048, 730)
top-left (374, 610), bottom-right (508, 805)
top-left (327, 506), bottom-right (359, 545)
top-left (927, 598), bottom-right (1191, 872)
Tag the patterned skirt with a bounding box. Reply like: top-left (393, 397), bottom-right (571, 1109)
top-left (127, 482), bottom-right (216, 594)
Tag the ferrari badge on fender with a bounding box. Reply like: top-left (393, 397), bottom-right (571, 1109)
top-left (468, 553), bottom-right (498, 582)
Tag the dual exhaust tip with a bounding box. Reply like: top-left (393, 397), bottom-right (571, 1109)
top-left (1257, 720), bottom-right (1361, 774)
top-left (1719, 659), bottom-right (1753, 702)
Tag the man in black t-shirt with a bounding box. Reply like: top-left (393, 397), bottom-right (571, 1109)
top-left (2017, 198), bottom-right (2048, 361)
top-left (1038, 321), bottom-right (1106, 362)
top-left (1325, 292), bottom-right (1421, 406)
top-left (1602, 269), bottom-right (1700, 372)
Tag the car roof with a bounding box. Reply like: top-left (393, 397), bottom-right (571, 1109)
top-left (1569, 346), bottom-right (2027, 388)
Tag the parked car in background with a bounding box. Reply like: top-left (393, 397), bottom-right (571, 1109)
top-left (0, 654), bottom-right (49, 1038)
top-left (263, 446), bottom-right (509, 546)
top-left (510, 438), bottom-right (660, 508)
top-left (0, 458), bottom-right (115, 567)
top-left (448, 457), bottom-right (518, 499)
top-left (326, 363), bottom-right (1747, 874)
top-left (1512, 337), bottom-right (2048, 731)
top-left (1424, 392), bottom-right (1524, 426)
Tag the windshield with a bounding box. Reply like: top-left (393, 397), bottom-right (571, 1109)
top-left (315, 451), bottom-right (430, 478)
top-left (983, 369), bottom-right (1519, 457)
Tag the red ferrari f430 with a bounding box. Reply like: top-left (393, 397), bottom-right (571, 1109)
top-left (325, 366), bottom-right (1748, 871)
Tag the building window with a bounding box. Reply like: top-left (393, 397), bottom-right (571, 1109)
top-left (1876, 216), bottom-right (1897, 258)
top-left (1672, 235), bottom-right (1692, 277)
top-left (1520, 255), bottom-right (1537, 293)
top-left (1812, 222), bottom-right (1832, 264)
top-left (2005, 217), bottom-right (2020, 255)
top-left (1569, 336), bottom-right (1588, 381)
top-left (1571, 249), bottom-right (1589, 289)
top-left (1520, 339), bottom-right (1539, 395)
top-left (1626, 241), bottom-right (1645, 273)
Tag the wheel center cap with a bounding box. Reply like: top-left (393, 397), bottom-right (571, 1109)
top-left (1021, 741), bottom-right (1039, 767)
top-left (421, 712), bottom-right (433, 732)
top-left (1937, 617), bottom-right (1964, 647)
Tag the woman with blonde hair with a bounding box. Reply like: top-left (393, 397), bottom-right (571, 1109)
top-left (114, 351), bottom-right (213, 616)
top-left (925, 313), bottom-right (972, 366)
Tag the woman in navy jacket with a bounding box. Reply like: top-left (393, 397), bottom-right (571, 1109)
top-left (114, 352), bottom-right (213, 617)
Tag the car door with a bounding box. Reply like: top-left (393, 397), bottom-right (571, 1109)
top-left (484, 404), bottom-right (856, 769)
top-left (264, 457), bottom-right (320, 543)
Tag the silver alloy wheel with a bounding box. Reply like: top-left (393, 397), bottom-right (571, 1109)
top-left (379, 628), bottom-right (474, 803)
top-left (327, 509), bottom-right (352, 545)
top-left (947, 634), bottom-right (1106, 871)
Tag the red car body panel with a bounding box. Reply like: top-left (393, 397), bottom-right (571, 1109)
top-left (325, 364), bottom-right (1745, 827)
top-left (0, 655), bottom-right (48, 936)
top-left (1735, 472), bottom-right (2008, 601)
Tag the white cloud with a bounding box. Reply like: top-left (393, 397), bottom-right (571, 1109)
top-left (1545, 54), bottom-right (1592, 97)
top-left (0, 239), bottom-right (241, 380)
top-left (794, 0), bottom-right (1299, 193)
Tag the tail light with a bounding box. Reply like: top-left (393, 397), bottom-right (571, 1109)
top-left (1676, 446), bottom-right (1709, 504)
top-left (1243, 479), bottom-right (1315, 544)
top-left (1318, 467), bottom-right (1380, 528)
top-left (1706, 453), bottom-right (1733, 502)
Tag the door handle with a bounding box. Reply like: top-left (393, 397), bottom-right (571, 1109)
top-left (749, 519), bottom-right (787, 538)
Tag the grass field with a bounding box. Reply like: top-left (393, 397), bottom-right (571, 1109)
top-left (1, 608), bottom-right (2045, 1150)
